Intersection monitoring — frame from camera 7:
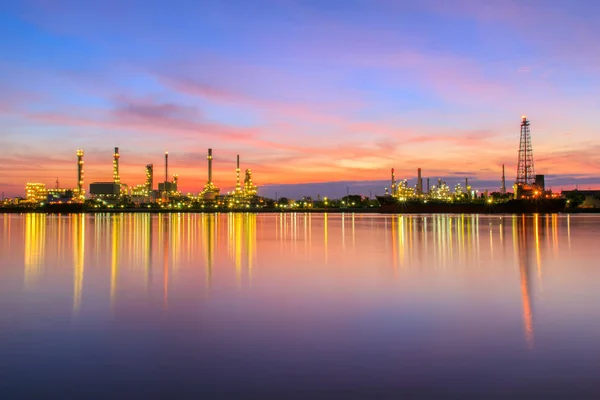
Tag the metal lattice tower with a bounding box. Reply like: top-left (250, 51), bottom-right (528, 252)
top-left (516, 116), bottom-right (535, 185)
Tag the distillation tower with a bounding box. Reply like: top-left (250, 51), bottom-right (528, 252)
top-left (113, 147), bottom-right (120, 185)
top-left (145, 164), bottom-right (154, 193)
top-left (76, 149), bottom-right (84, 200)
top-left (243, 168), bottom-right (257, 197)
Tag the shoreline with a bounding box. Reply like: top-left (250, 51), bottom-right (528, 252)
top-left (1, 207), bottom-right (599, 215)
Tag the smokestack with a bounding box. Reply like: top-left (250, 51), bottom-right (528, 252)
top-left (165, 151), bottom-right (169, 184)
top-left (427, 178), bottom-right (430, 194)
top-left (391, 168), bottom-right (395, 196)
top-left (501, 164), bottom-right (506, 194)
top-left (417, 168), bottom-right (422, 194)
top-left (113, 147), bottom-right (120, 184)
top-left (236, 154), bottom-right (241, 191)
top-left (207, 148), bottom-right (213, 183)
top-left (77, 149), bottom-right (84, 200)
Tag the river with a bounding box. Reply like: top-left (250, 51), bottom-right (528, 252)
top-left (1, 213), bottom-right (599, 397)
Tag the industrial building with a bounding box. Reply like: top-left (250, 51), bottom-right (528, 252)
top-left (47, 188), bottom-right (74, 203)
top-left (158, 181), bottom-right (177, 194)
top-left (25, 182), bottom-right (75, 204)
top-left (26, 183), bottom-right (48, 203)
top-left (89, 182), bottom-right (121, 198)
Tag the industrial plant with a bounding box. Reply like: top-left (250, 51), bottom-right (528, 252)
top-left (376, 116), bottom-right (556, 206)
top-left (3, 116), bottom-right (597, 212)
top-left (16, 145), bottom-right (262, 210)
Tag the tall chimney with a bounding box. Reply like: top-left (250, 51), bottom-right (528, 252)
top-left (417, 168), bottom-right (423, 194)
top-left (113, 147), bottom-right (120, 184)
top-left (236, 154), bottom-right (241, 192)
top-left (165, 151), bottom-right (169, 183)
top-left (427, 178), bottom-right (430, 194)
top-left (207, 148), bottom-right (213, 183)
top-left (501, 164), bottom-right (506, 194)
top-left (391, 168), bottom-right (396, 196)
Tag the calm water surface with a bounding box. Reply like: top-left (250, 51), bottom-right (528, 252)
top-left (1, 213), bottom-right (600, 398)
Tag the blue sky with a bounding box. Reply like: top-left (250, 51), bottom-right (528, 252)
top-left (1, 0), bottom-right (599, 197)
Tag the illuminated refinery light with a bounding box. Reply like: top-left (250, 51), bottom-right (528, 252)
top-left (10, 116), bottom-right (560, 209)
top-left (76, 149), bottom-right (85, 200)
top-left (243, 168), bottom-right (258, 198)
top-left (113, 147), bottom-right (121, 185)
top-left (26, 183), bottom-right (48, 203)
top-left (145, 163), bottom-right (154, 194)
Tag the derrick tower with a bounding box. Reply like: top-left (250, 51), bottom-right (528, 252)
top-left (516, 116), bottom-right (535, 185)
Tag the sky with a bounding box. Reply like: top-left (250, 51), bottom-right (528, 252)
top-left (1, 0), bottom-right (599, 198)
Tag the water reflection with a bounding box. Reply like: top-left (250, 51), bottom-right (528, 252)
top-left (384, 214), bottom-right (556, 347)
top-left (111, 215), bottom-right (120, 307)
top-left (24, 214), bottom-right (46, 288)
top-left (203, 214), bottom-right (215, 285)
top-left (3, 212), bottom-right (600, 397)
top-left (9, 212), bottom-right (568, 342)
top-left (515, 215), bottom-right (536, 347)
top-left (227, 213), bottom-right (256, 284)
top-left (72, 214), bottom-right (85, 315)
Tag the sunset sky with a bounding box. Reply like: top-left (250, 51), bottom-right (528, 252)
top-left (1, 0), bottom-right (599, 198)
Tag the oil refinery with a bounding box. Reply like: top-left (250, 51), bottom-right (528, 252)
top-left (2, 116), bottom-right (596, 213)
top-left (15, 144), bottom-right (263, 210)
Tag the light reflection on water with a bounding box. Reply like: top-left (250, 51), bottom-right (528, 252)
top-left (1, 213), bottom-right (600, 397)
